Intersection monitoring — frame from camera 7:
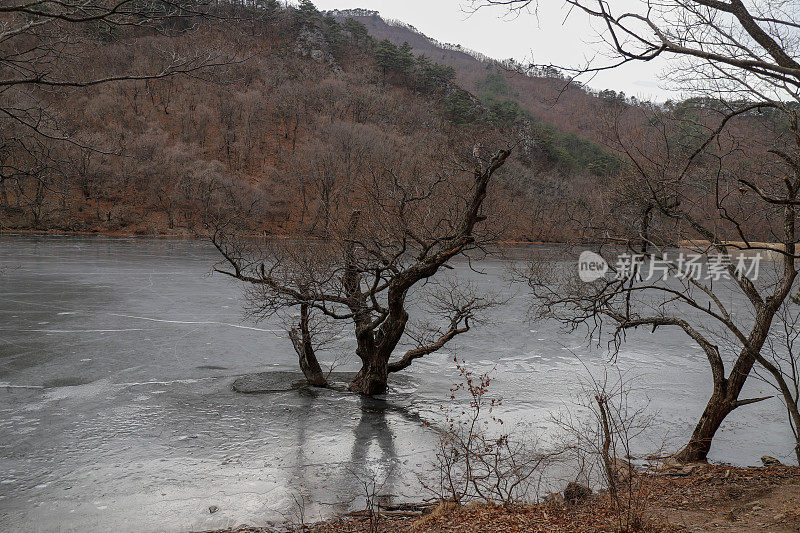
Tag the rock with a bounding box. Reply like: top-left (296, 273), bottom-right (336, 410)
top-left (294, 25), bottom-right (343, 73)
top-left (611, 457), bottom-right (635, 482)
top-left (232, 371), bottom-right (354, 394)
top-left (563, 482), bottom-right (592, 504)
top-left (543, 492), bottom-right (564, 504)
top-left (231, 371), bottom-right (299, 393)
top-left (208, 505), bottom-right (219, 514)
top-left (775, 513), bottom-right (786, 520)
top-left (761, 455), bottom-right (782, 467)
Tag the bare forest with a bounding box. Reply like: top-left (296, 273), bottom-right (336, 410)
top-left (3, 1), bottom-right (800, 532)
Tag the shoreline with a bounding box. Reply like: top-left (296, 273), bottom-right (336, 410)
top-left (0, 228), bottom-right (569, 245)
top-left (1, 230), bottom-right (790, 252)
top-left (207, 464), bottom-right (800, 532)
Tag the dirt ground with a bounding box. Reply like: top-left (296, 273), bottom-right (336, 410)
top-left (651, 464), bottom-right (800, 532)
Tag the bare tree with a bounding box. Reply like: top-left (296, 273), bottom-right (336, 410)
top-left (210, 146), bottom-right (511, 395)
top-left (290, 120), bottom-right (372, 235)
top-left (0, 0), bottom-right (243, 232)
top-left (0, 0), bottom-right (236, 138)
top-left (482, 0), bottom-right (800, 462)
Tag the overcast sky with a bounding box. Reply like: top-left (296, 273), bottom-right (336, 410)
top-left (309, 0), bottom-right (678, 101)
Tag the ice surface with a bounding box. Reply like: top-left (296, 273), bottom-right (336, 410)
top-left (0, 236), bottom-right (794, 532)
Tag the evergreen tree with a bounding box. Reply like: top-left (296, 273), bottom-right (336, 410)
top-left (343, 17), bottom-right (370, 46)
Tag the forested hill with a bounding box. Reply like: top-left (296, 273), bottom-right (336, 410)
top-left (329, 8), bottom-right (629, 170)
top-left (328, 9), bottom-right (502, 79)
top-left (1, 0), bottom-right (631, 242)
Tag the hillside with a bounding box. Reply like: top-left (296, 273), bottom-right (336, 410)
top-left (328, 9), bottom-right (628, 149)
top-left (326, 8), bottom-right (788, 246)
top-left (0, 1), bottom-right (626, 242)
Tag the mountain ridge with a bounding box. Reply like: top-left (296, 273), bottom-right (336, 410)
top-left (327, 8), bottom-right (634, 147)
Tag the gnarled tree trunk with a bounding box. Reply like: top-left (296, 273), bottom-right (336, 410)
top-left (349, 358), bottom-right (389, 395)
top-left (348, 308), bottom-right (392, 395)
top-left (675, 306), bottom-right (780, 462)
top-left (289, 303), bottom-right (327, 387)
top-left (674, 388), bottom-right (735, 463)
top-left (344, 150), bottom-right (509, 395)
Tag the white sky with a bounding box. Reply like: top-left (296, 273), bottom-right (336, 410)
top-left (309, 0), bottom-right (678, 101)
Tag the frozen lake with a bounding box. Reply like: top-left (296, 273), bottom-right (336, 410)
top-left (0, 235), bottom-right (794, 532)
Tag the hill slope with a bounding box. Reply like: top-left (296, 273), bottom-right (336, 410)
top-left (328, 9), bottom-right (626, 143)
top-left (0, 2), bottom-right (619, 242)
